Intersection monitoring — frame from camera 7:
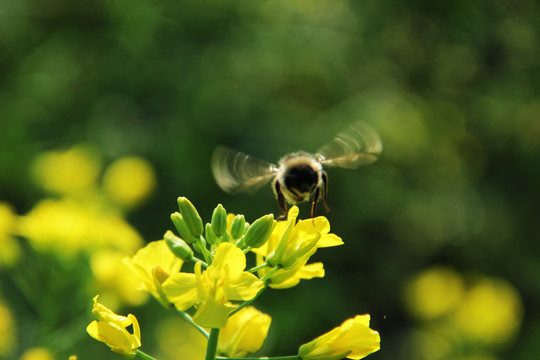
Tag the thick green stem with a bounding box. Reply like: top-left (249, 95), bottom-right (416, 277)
top-left (205, 328), bottom-right (221, 360)
top-left (173, 307), bottom-right (209, 338)
top-left (136, 350), bottom-right (158, 360)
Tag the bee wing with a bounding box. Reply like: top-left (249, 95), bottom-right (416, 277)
top-left (315, 121), bottom-right (382, 169)
top-left (211, 145), bottom-right (278, 194)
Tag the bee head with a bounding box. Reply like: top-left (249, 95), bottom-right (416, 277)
top-left (277, 153), bottom-right (323, 202)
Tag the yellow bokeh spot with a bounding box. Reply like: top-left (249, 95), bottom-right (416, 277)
top-left (103, 157), bottom-right (156, 208)
top-left (155, 317), bottom-right (206, 360)
top-left (20, 347), bottom-right (54, 360)
top-left (90, 250), bottom-right (149, 307)
top-left (0, 301), bottom-right (16, 357)
top-left (0, 203), bottom-right (20, 266)
top-left (404, 266), bottom-right (465, 320)
top-left (31, 145), bottom-right (101, 195)
top-left (18, 199), bottom-right (143, 257)
top-left (453, 278), bottom-right (522, 345)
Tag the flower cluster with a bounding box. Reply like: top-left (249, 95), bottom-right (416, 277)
top-left (88, 197), bottom-right (381, 360)
top-left (404, 266), bottom-right (522, 359)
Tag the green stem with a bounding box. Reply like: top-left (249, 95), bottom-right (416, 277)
top-left (205, 328), bottom-right (220, 360)
top-left (229, 284), bottom-right (267, 317)
top-left (259, 266), bottom-right (280, 282)
top-left (174, 307), bottom-right (209, 338)
top-left (197, 236), bottom-right (213, 264)
top-left (191, 255), bottom-right (209, 268)
top-left (216, 356), bottom-right (300, 360)
top-left (136, 350), bottom-right (158, 360)
top-left (248, 262), bottom-right (269, 273)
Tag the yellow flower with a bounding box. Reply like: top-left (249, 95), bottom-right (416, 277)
top-left (0, 300), bottom-right (15, 357)
top-left (31, 145), bottom-right (101, 196)
top-left (123, 240), bottom-right (183, 306)
top-left (298, 315), bottom-right (380, 360)
top-left (19, 347), bottom-right (54, 360)
top-left (17, 199), bottom-right (143, 257)
top-left (156, 317), bottom-right (207, 360)
top-left (403, 266), bottom-right (465, 320)
top-left (253, 206), bottom-right (342, 288)
top-left (218, 306), bottom-right (272, 358)
top-left (0, 202), bottom-right (20, 267)
top-left (103, 157), bottom-right (156, 208)
top-left (453, 277), bottom-right (522, 345)
top-left (87, 295), bottom-right (141, 358)
top-left (162, 242), bottom-right (264, 328)
top-left (91, 250), bottom-right (149, 307)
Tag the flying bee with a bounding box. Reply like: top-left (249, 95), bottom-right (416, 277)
top-left (211, 121), bottom-right (382, 218)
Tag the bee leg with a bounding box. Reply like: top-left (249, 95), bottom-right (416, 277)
top-left (274, 180), bottom-right (287, 219)
top-left (322, 171), bottom-right (330, 212)
top-left (311, 187), bottom-right (320, 218)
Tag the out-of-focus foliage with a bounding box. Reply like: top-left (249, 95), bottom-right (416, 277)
top-left (1, 0), bottom-right (539, 359)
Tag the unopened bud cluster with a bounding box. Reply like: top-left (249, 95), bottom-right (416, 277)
top-left (166, 197), bottom-right (276, 263)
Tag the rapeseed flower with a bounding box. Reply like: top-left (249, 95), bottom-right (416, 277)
top-left (31, 145), bottom-right (101, 196)
top-left (0, 300), bottom-right (15, 357)
top-left (0, 203), bottom-right (20, 267)
top-left (162, 242), bottom-right (264, 328)
top-left (124, 240), bottom-right (183, 307)
top-left (103, 157), bottom-right (156, 208)
top-left (298, 315), bottom-right (380, 360)
top-left (218, 306), bottom-right (271, 357)
top-left (253, 206), bottom-right (342, 288)
top-left (87, 295), bottom-right (141, 358)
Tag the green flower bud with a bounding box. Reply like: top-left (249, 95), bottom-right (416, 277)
top-left (171, 212), bottom-right (196, 243)
top-left (230, 215), bottom-right (246, 240)
top-left (177, 197), bottom-right (203, 237)
top-left (205, 223), bottom-right (219, 246)
top-left (164, 230), bottom-right (194, 261)
top-left (243, 214), bottom-right (275, 249)
top-left (211, 204), bottom-right (227, 237)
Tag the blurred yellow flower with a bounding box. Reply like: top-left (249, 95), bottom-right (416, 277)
top-left (0, 300), bottom-right (15, 357)
top-left (124, 240), bottom-right (183, 306)
top-left (103, 157), bottom-right (156, 208)
top-left (298, 315), bottom-right (380, 360)
top-left (18, 199), bottom-right (143, 256)
top-left (253, 206), bottom-right (342, 288)
top-left (404, 266), bottom-right (465, 320)
top-left (218, 306), bottom-right (271, 358)
top-left (91, 250), bottom-right (149, 307)
top-left (31, 145), bottom-right (100, 196)
top-left (19, 347), bottom-right (54, 360)
top-left (453, 277), bottom-right (522, 344)
top-left (156, 317), bottom-right (206, 360)
top-left (87, 295), bottom-right (141, 358)
top-left (0, 202), bottom-right (20, 266)
top-left (162, 242), bottom-right (264, 328)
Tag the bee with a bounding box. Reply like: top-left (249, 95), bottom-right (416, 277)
top-left (211, 121), bottom-right (382, 218)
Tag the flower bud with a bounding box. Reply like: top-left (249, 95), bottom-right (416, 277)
top-left (211, 204), bottom-right (227, 237)
top-left (243, 214), bottom-right (275, 249)
top-left (171, 212), bottom-right (196, 243)
top-left (164, 230), bottom-right (194, 261)
top-left (177, 197), bottom-right (203, 237)
top-left (230, 215), bottom-right (246, 240)
top-left (205, 223), bottom-right (219, 246)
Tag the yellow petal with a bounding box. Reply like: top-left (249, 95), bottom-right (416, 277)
top-left (192, 298), bottom-right (230, 329)
top-left (162, 272), bottom-right (200, 311)
top-left (317, 234), bottom-right (343, 248)
top-left (223, 271), bottom-right (264, 301)
top-left (212, 243), bottom-right (246, 275)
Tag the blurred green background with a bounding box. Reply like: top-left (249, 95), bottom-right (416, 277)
top-left (1, 0), bottom-right (540, 359)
